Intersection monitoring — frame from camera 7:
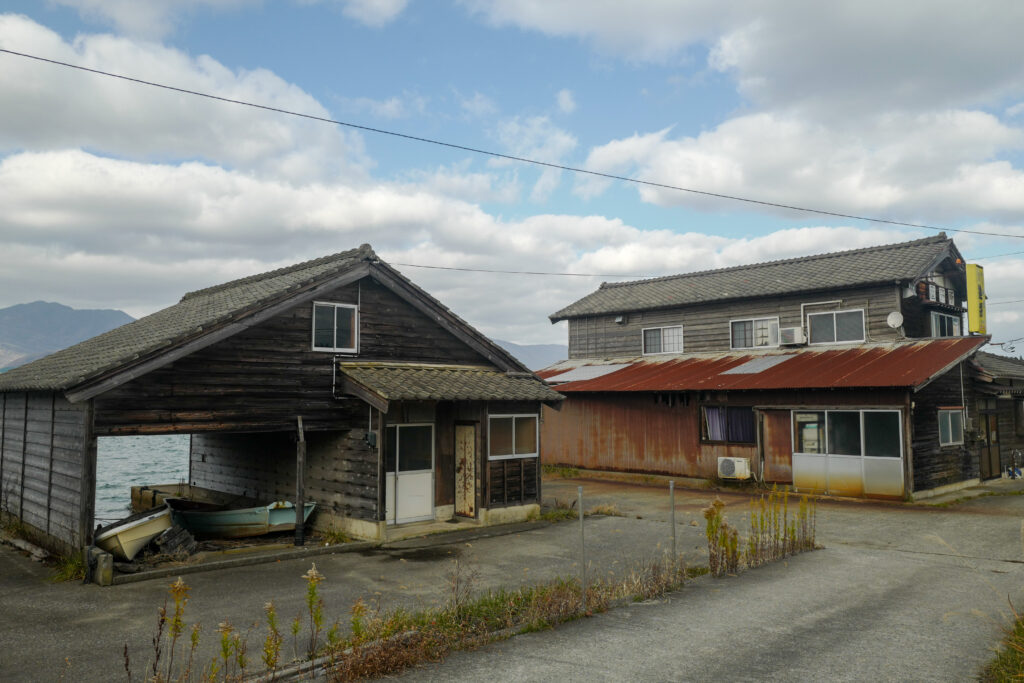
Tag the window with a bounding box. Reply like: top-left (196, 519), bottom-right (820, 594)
top-left (312, 302), bottom-right (358, 352)
top-left (701, 406), bottom-right (756, 443)
top-left (730, 317), bottom-right (779, 349)
top-left (642, 326), bottom-right (683, 355)
top-left (807, 309), bottom-right (865, 344)
top-left (793, 409), bottom-right (902, 458)
top-left (385, 424), bottom-right (434, 472)
top-left (488, 414), bottom-right (538, 460)
top-left (930, 311), bottom-right (961, 338)
top-left (938, 409), bottom-right (964, 446)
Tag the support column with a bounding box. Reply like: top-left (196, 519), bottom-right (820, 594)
top-left (294, 416), bottom-right (305, 546)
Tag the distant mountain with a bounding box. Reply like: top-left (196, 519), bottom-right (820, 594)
top-left (495, 339), bottom-right (568, 371)
top-left (0, 301), bottom-right (134, 371)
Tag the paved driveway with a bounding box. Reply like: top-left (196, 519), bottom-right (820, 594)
top-left (1, 478), bottom-right (1022, 681)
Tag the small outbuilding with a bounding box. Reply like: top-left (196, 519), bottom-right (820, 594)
top-left (0, 244), bottom-right (561, 556)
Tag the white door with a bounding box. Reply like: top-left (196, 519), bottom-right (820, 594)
top-left (385, 424), bottom-right (435, 524)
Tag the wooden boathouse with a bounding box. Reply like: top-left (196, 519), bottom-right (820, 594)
top-left (0, 244), bottom-right (561, 556)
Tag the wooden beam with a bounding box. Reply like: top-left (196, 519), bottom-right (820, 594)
top-left (295, 416), bottom-right (306, 547)
top-left (66, 263), bottom-right (372, 403)
top-left (79, 400), bottom-right (97, 547)
top-left (337, 375), bottom-right (390, 414)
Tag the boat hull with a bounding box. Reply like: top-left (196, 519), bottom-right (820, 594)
top-left (166, 499), bottom-right (315, 538)
top-left (95, 506), bottom-right (172, 561)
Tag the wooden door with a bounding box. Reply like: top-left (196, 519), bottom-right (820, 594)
top-left (455, 424), bottom-right (476, 517)
top-left (980, 414), bottom-right (1000, 479)
top-left (760, 410), bottom-right (794, 483)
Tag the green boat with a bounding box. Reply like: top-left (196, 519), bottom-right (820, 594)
top-left (165, 498), bottom-right (316, 538)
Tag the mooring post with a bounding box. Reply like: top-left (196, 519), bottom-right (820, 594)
top-left (670, 480), bottom-right (676, 560)
top-left (578, 485), bottom-right (586, 613)
top-left (295, 416), bottom-right (306, 547)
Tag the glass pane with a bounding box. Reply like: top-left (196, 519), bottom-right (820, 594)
top-left (703, 407), bottom-right (727, 441)
top-left (732, 321), bottom-right (752, 348)
top-left (385, 426), bottom-right (397, 473)
top-left (938, 413), bottom-right (951, 444)
top-left (794, 411), bottom-right (825, 453)
top-left (808, 314), bottom-right (835, 343)
top-left (727, 406), bottom-right (756, 443)
top-left (514, 416), bottom-right (538, 455)
top-left (313, 304), bottom-right (335, 348)
top-left (835, 311), bottom-right (864, 342)
top-left (643, 328), bottom-right (662, 354)
top-left (335, 307), bottom-right (355, 349)
top-left (753, 319), bottom-right (776, 347)
top-left (489, 417), bottom-right (514, 457)
top-left (952, 317), bottom-right (961, 336)
top-left (828, 411), bottom-right (862, 455)
top-left (398, 425), bottom-right (433, 471)
top-left (662, 326), bottom-right (683, 353)
top-left (949, 411), bottom-right (964, 443)
top-left (863, 412), bottom-right (900, 458)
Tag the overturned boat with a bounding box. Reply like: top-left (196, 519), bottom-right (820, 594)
top-left (165, 498), bottom-right (316, 538)
top-left (95, 505), bottom-right (173, 561)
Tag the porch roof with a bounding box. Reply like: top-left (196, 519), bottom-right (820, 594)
top-left (336, 362), bottom-right (563, 412)
top-left (538, 337), bottom-right (988, 393)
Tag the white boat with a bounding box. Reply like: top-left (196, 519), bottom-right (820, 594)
top-left (95, 505), bottom-right (172, 561)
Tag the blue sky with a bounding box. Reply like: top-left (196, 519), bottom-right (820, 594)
top-left (2, 1), bottom-right (1024, 348)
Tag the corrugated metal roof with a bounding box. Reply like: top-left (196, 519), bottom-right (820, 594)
top-left (338, 363), bottom-right (563, 402)
top-left (539, 337), bottom-right (987, 392)
top-left (550, 234), bottom-right (957, 321)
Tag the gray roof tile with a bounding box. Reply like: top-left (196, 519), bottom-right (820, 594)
top-left (338, 363), bottom-right (563, 402)
top-left (551, 234), bottom-right (956, 321)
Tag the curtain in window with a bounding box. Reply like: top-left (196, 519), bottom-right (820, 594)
top-left (704, 406), bottom-right (727, 441)
top-left (727, 407), bottom-right (756, 443)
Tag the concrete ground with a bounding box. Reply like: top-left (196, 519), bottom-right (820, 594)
top-left (1, 477), bottom-right (1023, 681)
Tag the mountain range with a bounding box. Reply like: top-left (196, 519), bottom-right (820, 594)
top-left (0, 302), bottom-right (566, 372)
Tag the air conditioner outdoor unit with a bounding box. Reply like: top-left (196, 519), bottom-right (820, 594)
top-left (718, 456), bottom-right (751, 480)
top-left (779, 327), bottom-right (806, 345)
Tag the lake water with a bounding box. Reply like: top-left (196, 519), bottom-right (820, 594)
top-left (95, 435), bottom-right (190, 523)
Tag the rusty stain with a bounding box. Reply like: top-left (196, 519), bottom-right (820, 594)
top-left (761, 410), bottom-right (793, 483)
top-left (541, 337), bottom-right (987, 392)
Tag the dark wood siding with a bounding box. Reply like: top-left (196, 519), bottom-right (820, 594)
top-left (911, 362), bottom-right (975, 491)
top-left (93, 277), bottom-right (491, 436)
top-left (0, 391), bottom-right (89, 554)
top-left (567, 284), bottom-right (902, 359)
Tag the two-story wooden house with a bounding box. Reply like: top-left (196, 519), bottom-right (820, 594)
top-left (539, 234), bottom-right (1024, 499)
top-left (0, 244), bottom-right (562, 556)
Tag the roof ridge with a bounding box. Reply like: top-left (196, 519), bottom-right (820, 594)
top-left (180, 244), bottom-right (375, 301)
top-left (598, 233), bottom-right (948, 291)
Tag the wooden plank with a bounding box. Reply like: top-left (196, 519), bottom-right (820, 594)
top-left (78, 400), bottom-right (96, 547)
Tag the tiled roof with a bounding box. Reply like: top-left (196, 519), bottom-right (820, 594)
top-left (338, 363), bottom-right (563, 402)
top-left (550, 234), bottom-right (957, 321)
top-left (0, 245), bottom-right (374, 392)
top-left (538, 337), bottom-right (987, 392)
top-left (973, 351), bottom-right (1024, 381)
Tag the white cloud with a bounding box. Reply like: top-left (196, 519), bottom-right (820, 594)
top-left (335, 0), bottom-right (409, 26)
top-left (458, 91), bottom-right (498, 118)
top-left (494, 115), bottom-right (577, 200)
top-left (556, 88), bottom-right (576, 114)
top-left (0, 14), bottom-right (368, 183)
top-left (341, 92), bottom-right (427, 119)
top-left (49, 0), bottom-right (254, 38)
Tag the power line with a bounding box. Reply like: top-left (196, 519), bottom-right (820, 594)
top-left (391, 262), bottom-right (648, 278)
top-left (987, 298), bottom-right (1024, 307)
top-left (971, 249), bottom-right (1024, 261)
top-left (4, 47), bottom-right (1024, 241)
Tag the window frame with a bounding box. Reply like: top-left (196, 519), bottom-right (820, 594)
top-left (791, 408), bottom-right (903, 459)
top-left (641, 325), bottom-right (684, 355)
top-left (806, 309), bottom-right (866, 345)
top-left (487, 414), bottom-right (539, 461)
top-left (938, 408), bottom-right (965, 446)
top-left (311, 301), bottom-right (359, 353)
top-left (930, 311), bottom-right (962, 338)
top-left (729, 316), bottom-right (780, 350)
top-left (700, 405), bottom-right (757, 444)
top-left (384, 422), bottom-right (435, 473)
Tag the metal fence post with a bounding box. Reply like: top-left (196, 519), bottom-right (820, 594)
top-left (670, 480), bottom-right (676, 560)
top-left (578, 485), bottom-right (586, 613)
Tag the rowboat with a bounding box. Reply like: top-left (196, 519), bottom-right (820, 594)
top-left (165, 499), bottom-right (316, 538)
top-left (95, 505), bottom-right (172, 561)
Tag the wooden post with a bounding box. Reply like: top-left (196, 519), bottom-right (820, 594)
top-left (295, 416), bottom-right (306, 547)
top-left (79, 400), bottom-right (98, 547)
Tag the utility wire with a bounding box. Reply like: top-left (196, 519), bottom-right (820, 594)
top-left (4, 47), bottom-right (1024, 241)
top-left (391, 262), bottom-right (648, 278)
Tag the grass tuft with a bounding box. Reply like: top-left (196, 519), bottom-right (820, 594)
top-left (982, 600), bottom-right (1024, 681)
top-left (50, 552), bottom-right (85, 582)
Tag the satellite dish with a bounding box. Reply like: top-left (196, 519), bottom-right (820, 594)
top-left (886, 311), bottom-right (904, 329)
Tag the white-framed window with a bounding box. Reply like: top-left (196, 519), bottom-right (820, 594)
top-left (385, 423), bottom-right (435, 473)
top-left (792, 409), bottom-right (902, 458)
top-left (642, 326), bottom-right (683, 355)
top-left (938, 408), bottom-right (964, 446)
top-left (931, 311), bottom-right (962, 338)
top-left (807, 309), bottom-right (865, 345)
top-left (730, 317), bottom-right (780, 349)
top-left (488, 414), bottom-right (538, 460)
top-left (312, 302), bottom-right (358, 353)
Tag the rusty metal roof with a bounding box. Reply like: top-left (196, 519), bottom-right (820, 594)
top-left (539, 337), bottom-right (988, 392)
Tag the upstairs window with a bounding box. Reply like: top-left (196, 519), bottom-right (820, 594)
top-left (731, 317), bottom-right (779, 349)
top-left (312, 302), bottom-right (358, 353)
top-left (642, 326), bottom-right (683, 355)
top-left (931, 311), bottom-right (961, 337)
top-left (807, 310), bottom-right (865, 345)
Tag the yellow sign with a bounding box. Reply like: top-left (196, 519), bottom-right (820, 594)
top-left (966, 264), bottom-right (986, 334)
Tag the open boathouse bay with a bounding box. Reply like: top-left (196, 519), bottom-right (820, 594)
top-left (95, 435), bottom-right (188, 524)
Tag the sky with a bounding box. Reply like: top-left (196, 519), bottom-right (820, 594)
top-left (2, 1), bottom-right (1024, 349)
